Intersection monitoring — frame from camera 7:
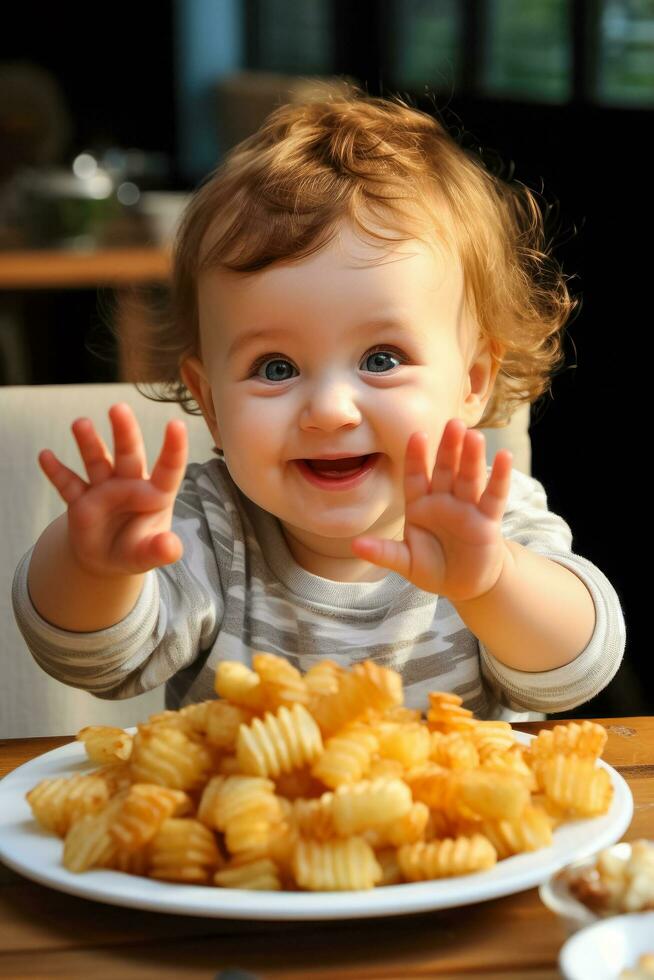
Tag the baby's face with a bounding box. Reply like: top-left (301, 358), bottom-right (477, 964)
top-left (188, 219), bottom-right (495, 572)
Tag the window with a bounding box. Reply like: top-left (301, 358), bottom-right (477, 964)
top-left (481, 0), bottom-right (572, 102)
top-left (596, 0), bottom-right (654, 105)
top-left (243, 1), bottom-right (654, 106)
top-left (252, 0), bottom-right (332, 74)
top-left (387, 0), bottom-right (462, 93)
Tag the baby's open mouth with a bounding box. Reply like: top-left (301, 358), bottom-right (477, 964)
top-left (302, 454), bottom-right (376, 478)
top-left (293, 454), bottom-right (380, 489)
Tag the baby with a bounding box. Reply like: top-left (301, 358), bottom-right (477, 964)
top-left (13, 88), bottom-right (625, 721)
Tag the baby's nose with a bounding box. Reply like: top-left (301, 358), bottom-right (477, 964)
top-left (299, 379), bottom-right (362, 431)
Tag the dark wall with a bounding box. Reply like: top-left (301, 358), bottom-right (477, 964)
top-left (2, 3), bottom-right (177, 168)
top-left (335, 2), bottom-right (649, 715)
top-left (439, 98), bottom-right (647, 717)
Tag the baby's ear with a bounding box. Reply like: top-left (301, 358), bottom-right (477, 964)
top-left (460, 336), bottom-right (502, 426)
top-left (180, 356), bottom-right (223, 450)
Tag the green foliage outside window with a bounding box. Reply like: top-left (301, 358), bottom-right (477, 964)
top-left (482, 0), bottom-right (571, 102)
top-left (250, 0), bottom-right (654, 107)
top-left (256, 0), bottom-right (332, 74)
top-left (597, 0), bottom-right (654, 105)
top-left (389, 0), bottom-right (461, 93)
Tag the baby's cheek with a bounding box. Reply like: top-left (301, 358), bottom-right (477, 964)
top-left (221, 404), bottom-right (287, 483)
top-left (379, 388), bottom-right (448, 460)
top-left (223, 400), bottom-right (274, 448)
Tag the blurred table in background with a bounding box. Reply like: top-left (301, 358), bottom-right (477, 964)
top-left (0, 246), bottom-right (171, 383)
top-left (0, 247), bottom-right (170, 289)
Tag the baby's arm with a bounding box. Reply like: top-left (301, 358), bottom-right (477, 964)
top-left (27, 403), bottom-right (187, 632)
top-left (452, 539), bottom-right (596, 671)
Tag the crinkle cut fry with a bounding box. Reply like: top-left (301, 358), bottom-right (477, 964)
top-left (398, 835), bottom-right (497, 881)
top-left (312, 722), bottom-right (378, 788)
top-left (293, 837), bottom-right (382, 891)
top-left (149, 818), bottom-right (223, 883)
top-left (252, 652), bottom-right (310, 710)
top-left (311, 660), bottom-right (402, 736)
top-left (76, 725), bottom-right (133, 763)
top-left (529, 720), bottom-right (608, 760)
top-left (109, 783), bottom-right (191, 851)
top-left (26, 772), bottom-right (111, 838)
top-left (215, 858), bottom-right (282, 890)
top-left (236, 703), bottom-right (323, 778)
top-left (129, 724), bottom-right (213, 790)
top-left (535, 753), bottom-right (613, 816)
top-left (427, 691), bottom-right (476, 733)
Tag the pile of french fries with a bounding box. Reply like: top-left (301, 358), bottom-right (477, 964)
top-left (25, 655), bottom-right (613, 891)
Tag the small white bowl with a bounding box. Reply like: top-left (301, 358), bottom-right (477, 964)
top-left (559, 911), bottom-right (654, 979)
top-left (540, 841), bottom-right (634, 936)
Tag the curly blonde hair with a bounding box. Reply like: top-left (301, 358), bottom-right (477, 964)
top-left (132, 85), bottom-right (577, 428)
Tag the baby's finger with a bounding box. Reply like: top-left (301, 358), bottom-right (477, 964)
top-left (71, 418), bottom-right (114, 485)
top-left (430, 419), bottom-right (466, 494)
top-left (38, 449), bottom-right (89, 505)
top-left (149, 420), bottom-right (188, 495)
top-left (110, 403), bottom-right (148, 480)
top-left (478, 450), bottom-right (513, 522)
top-left (452, 430), bottom-right (486, 504)
top-left (403, 432), bottom-right (431, 506)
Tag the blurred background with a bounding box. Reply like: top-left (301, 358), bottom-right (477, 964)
top-left (1, 0), bottom-right (650, 717)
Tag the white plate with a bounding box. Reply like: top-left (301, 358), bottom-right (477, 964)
top-left (559, 912), bottom-right (654, 979)
top-left (0, 731), bottom-right (633, 921)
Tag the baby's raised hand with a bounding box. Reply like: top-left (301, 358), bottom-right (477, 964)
top-left (38, 403), bottom-right (188, 578)
top-left (352, 419), bottom-right (513, 601)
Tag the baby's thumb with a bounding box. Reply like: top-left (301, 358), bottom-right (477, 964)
top-left (134, 531), bottom-right (184, 571)
top-left (351, 536), bottom-right (411, 578)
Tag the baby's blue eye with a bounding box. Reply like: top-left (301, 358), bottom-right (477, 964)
top-left (255, 358), bottom-right (298, 382)
top-left (362, 350), bottom-right (402, 373)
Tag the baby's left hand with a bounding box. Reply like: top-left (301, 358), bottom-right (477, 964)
top-left (351, 419), bottom-right (513, 601)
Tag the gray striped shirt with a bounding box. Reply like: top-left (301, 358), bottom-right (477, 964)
top-left (13, 458), bottom-right (626, 723)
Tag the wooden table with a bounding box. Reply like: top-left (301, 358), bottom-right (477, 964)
top-left (0, 247), bottom-right (171, 289)
top-left (0, 246), bottom-right (171, 383)
top-left (1, 717), bottom-right (652, 979)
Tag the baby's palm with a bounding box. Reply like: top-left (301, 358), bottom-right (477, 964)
top-left (39, 404), bottom-right (188, 577)
top-left (401, 488), bottom-right (507, 599)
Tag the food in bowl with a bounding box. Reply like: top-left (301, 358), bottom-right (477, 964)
top-left (620, 951), bottom-right (654, 979)
top-left (563, 839), bottom-right (654, 915)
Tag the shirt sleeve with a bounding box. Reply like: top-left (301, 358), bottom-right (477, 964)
top-left (478, 469), bottom-right (626, 714)
top-left (11, 468), bottom-right (224, 700)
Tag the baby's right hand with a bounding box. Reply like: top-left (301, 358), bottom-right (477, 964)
top-left (38, 403), bottom-right (188, 578)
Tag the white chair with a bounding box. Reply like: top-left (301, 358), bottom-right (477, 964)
top-left (1, 384), bottom-right (213, 738)
top-left (0, 383), bottom-right (531, 737)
